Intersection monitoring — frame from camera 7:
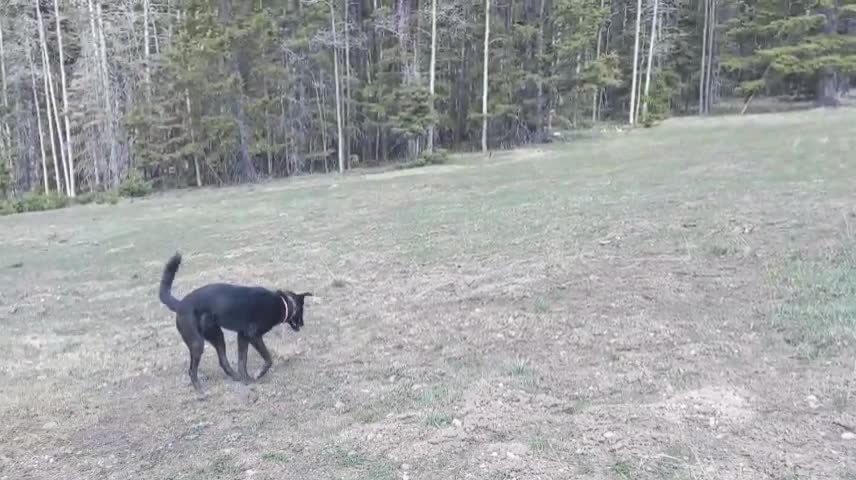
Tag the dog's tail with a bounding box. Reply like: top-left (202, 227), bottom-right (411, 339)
top-left (159, 252), bottom-right (183, 312)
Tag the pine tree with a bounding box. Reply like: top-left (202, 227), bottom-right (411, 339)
top-left (723, 0), bottom-right (856, 105)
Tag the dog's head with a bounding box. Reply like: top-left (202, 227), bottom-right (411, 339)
top-left (279, 290), bottom-right (313, 332)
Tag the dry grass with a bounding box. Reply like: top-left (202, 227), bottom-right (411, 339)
top-left (1, 108), bottom-right (856, 479)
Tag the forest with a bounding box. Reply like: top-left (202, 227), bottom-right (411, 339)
top-left (0, 0), bottom-right (853, 200)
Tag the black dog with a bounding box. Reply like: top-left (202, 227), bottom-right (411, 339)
top-left (158, 252), bottom-right (312, 393)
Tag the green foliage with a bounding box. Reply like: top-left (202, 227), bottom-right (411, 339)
top-left (642, 70), bottom-right (681, 125)
top-left (0, 193), bottom-right (68, 215)
top-left (723, 0), bottom-right (856, 101)
top-left (419, 148), bottom-right (450, 166)
top-left (118, 173), bottom-right (153, 198)
top-left (75, 191), bottom-right (120, 206)
top-left (0, 161), bottom-right (12, 198)
top-left (735, 79), bottom-right (767, 97)
top-left (389, 86), bottom-right (434, 139)
top-left (397, 148), bottom-right (449, 170)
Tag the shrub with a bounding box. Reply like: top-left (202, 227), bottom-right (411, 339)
top-left (76, 191), bottom-right (120, 205)
top-left (118, 172), bottom-right (152, 198)
top-left (397, 148), bottom-right (450, 170)
top-left (95, 191), bottom-right (120, 205)
top-left (18, 192), bottom-right (69, 212)
top-left (0, 193), bottom-right (69, 215)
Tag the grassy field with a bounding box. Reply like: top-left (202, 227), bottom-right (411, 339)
top-left (2, 108), bottom-right (856, 480)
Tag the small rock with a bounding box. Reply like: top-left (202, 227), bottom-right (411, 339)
top-left (401, 463), bottom-right (411, 471)
top-left (334, 401), bottom-right (345, 410)
top-left (603, 431), bottom-right (615, 440)
top-left (805, 395), bottom-right (821, 409)
top-left (452, 418), bottom-right (463, 428)
top-left (842, 432), bottom-right (856, 440)
top-left (506, 451), bottom-right (518, 460)
top-left (491, 452), bottom-right (498, 457)
top-left (245, 469), bottom-right (256, 476)
top-left (411, 384), bottom-right (422, 391)
top-left (42, 421), bottom-right (58, 430)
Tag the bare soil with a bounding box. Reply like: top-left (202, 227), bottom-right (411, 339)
top-left (1, 108), bottom-right (856, 480)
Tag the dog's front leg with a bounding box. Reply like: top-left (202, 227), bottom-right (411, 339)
top-left (249, 336), bottom-right (274, 380)
top-left (237, 333), bottom-right (253, 384)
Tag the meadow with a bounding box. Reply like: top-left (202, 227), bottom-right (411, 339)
top-left (1, 108), bottom-right (855, 479)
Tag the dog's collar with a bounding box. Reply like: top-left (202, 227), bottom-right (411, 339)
top-left (281, 294), bottom-right (294, 323)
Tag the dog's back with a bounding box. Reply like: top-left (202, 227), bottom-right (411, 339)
top-left (184, 284), bottom-right (283, 337)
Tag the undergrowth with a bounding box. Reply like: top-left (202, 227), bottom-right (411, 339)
top-left (1, 172), bottom-right (151, 216)
top-left (0, 191), bottom-right (120, 216)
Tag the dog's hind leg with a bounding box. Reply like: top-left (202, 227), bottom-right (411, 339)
top-left (187, 341), bottom-right (204, 393)
top-left (249, 336), bottom-right (274, 380)
top-left (176, 314), bottom-right (205, 393)
top-left (237, 333), bottom-right (252, 384)
top-left (202, 325), bottom-right (239, 381)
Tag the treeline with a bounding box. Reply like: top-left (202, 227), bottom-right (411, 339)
top-left (0, 0), bottom-right (853, 200)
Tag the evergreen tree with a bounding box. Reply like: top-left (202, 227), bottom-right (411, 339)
top-left (723, 0), bottom-right (856, 105)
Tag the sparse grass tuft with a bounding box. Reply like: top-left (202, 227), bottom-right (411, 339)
top-left (772, 238), bottom-right (856, 356)
top-left (509, 358), bottom-right (539, 392)
top-left (708, 244), bottom-right (730, 257)
top-left (533, 296), bottom-right (550, 313)
top-left (418, 385), bottom-right (449, 407)
top-left (529, 435), bottom-right (549, 454)
top-left (610, 460), bottom-right (635, 479)
top-left (208, 454), bottom-right (242, 478)
top-left (262, 451), bottom-right (290, 464)
top-left (425, 411), bottom-right (451, 428)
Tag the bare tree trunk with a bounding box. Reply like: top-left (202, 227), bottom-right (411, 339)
top-left (629, 0), bottom-right (642, 124)
top-left (343, 0), bottom-right (352, 166)
top-left (740, 92), bottom-right (754, 114)
top-left (629, 0), bottom-right (642, 125)
top-left (704, 0), bottom-right (715, 113)
top-left (698, 0), bottom-right (708, 114)
top-left (538, 0), bottom-right (547, 129)
top-left (152, 12), bottom-right (161, 54)
top-left (37, 2), bottom-right (68, 194)
top-left (313, 77), bottom-right (328, 166)
top-left (185, 89), bottom-right (202, 187)
top-left (143, 0), bottom-right (151, 91)
top-left (427, 0), bottom-right (437, 154)
top-left (29, 45), bottom-right (50, 194)
top-left (0, 20), bottom-right (6, 120)
top-left (329, 0), bottom-right (345, 174)
top-left (54, 0), bottom-right (76, 196)
top-left (641, 0), bottom-right (659, 121)
top-left (86, 0), bottom-right (102, 186)
top-left (0, 19), bottom-right (12, 176)
top-left (481, 0), bottom-right (490, 153)
top-left (95, 1), bottom-right (117, 184)
top-left (592, 0), bottom-right (605, 122)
